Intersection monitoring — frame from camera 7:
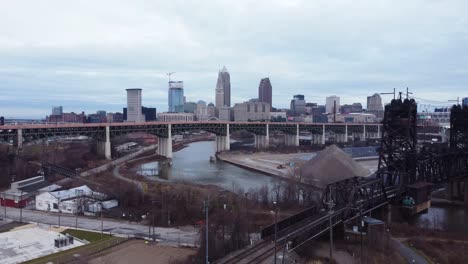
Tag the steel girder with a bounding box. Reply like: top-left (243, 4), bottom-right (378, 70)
top-left (325, 125), bottom-right (346, 134)
top-left (378, 99), bottom-right (418, 188)
top-left (320, 176), bottom-right (391, 214)
top-left (0, 128), bottom-right (16, 143)
top-left (229, 123), bottom-right (267, 135)
top-left (110, 124), bottom-right (169, 138)
top-left (269, 123), bottom-right (297, 134)
top-left (299, 124), bottom-right (324, 134)
top-left (171, 123), bottom-right (227, 136)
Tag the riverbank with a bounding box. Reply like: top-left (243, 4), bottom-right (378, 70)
top-left (217, 151), bottom-right (379, 181)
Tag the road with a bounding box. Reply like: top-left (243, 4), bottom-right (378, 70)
top-left (0, 206), bottom-right (198, 246)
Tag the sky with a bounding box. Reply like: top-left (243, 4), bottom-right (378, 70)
top-left (1, 0), bottom-right (467, 118)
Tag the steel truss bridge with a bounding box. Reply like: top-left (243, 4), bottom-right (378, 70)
top-left (216, 100), bottom-right (468, 264)
top-left (0, 121), bottom-right (382, 159)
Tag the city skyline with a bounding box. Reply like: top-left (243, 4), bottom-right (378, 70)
top-left (1, 1), bottom-right (467, 118)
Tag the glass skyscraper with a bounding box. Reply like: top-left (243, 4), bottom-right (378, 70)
top-left (168, 81), bottom-right (184, 112)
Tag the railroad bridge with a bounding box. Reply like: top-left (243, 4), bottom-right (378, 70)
top-left (216, 99), bottom-right (468, 264)
top-left (0, 122), bottom-right (382, 160)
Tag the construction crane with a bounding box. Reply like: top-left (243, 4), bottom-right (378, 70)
top-left (166, 72), bottom-right (176, 82)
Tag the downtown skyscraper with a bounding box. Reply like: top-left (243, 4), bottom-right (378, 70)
top-left (215, 66), bottom-right (231, 107)
top-left (258, 77), bottom-right (272, 110)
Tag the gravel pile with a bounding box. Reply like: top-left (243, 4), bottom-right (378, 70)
top-left (299, 145), bottom-right (371, 189)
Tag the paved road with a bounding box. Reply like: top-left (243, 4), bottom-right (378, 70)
top-left (391, 237), bottom-right (429, 264)
top-left (0, 206), bottom-right (198, 246)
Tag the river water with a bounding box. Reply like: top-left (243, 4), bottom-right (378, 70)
top-left (138, 141), bottom-right (276, 191)
top-left (138, 141), bottom-right (467, 233)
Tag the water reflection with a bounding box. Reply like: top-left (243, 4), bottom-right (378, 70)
top-left (138, 141), bottom-right (276, 190)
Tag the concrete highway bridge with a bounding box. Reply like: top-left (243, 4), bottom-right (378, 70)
top-left (0, 122), bottom-right (382, 160)
top-left (216, 100), bottom-right (468, 264)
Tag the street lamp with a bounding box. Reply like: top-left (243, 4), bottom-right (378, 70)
top-left (204, 198), bottom-right (210, 264)
top-left (273, 201), bottom-right (279, 264)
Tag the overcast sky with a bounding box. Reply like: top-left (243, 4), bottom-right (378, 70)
top-left (1, 0), bottom-right (467, 118)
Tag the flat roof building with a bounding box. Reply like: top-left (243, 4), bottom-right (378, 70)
top-left (126, 88), bottom-right (144, 122)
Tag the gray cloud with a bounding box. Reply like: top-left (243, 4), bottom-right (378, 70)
top-left (0, 0), bottom-right (467, 118)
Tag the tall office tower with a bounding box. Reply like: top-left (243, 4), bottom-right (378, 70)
top-left (215, 66), bottom-right (231, 107)
top-left (258, 77), bottom-right (272, 110)
top-left (462, 97), bottom-right (468, 107)
top-left (325, 95), bottom-right (340, 114)
top-left (168, 81), bottom-right (184, 112)
top-left (126, 88), bottom-right (144, 122)
top-left (290, 94), bottom-right (306, 116)
top-left (52, 106), bottom-right (63, 115)
top-left (367, 93), bottom-right (383, 111)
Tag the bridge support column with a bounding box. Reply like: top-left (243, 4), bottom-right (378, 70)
top-left (157, 124), bottom-right (173, 158)
top-left (322, 124), bottom-right (326, 145)
top-left (345, 125), bottom-right (348, 143)
top-left (311, 134), bottom-right (322, 145)
top-left (104, 126), bottom-right (111, 160)
top-left (285, 133), bottom-right (299, 147)
top-left (216, 124), bottom-right (231, 152)
top-left (377, 125), bottom-right (381, 138)
top-left (17, 129), bottom-right (23, 149)
top-left (254, 124), bottom-right (269, 149)
top-left (362, 125), bottom-right (366, 141)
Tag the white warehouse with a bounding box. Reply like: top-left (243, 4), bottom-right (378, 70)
top-left (35, 185), bottom-right (106, 214)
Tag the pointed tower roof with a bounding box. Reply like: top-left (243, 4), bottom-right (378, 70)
top-left (221, 65), bottom-right (228, 73)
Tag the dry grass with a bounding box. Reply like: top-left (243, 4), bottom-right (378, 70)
top-left (406, 238), bottom-right (468, 264)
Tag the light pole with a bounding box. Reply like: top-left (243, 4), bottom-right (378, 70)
top-left (58, 198), bottom-right (61, 227)
top-left (3, 193), bottom-right (6, 219)
top-left (204, 198), bottom-right (209, 264)
top-left (273, 201), bottom-right (279, 264)
top-left (19, 191), bottom-right (23, 223)
top-left (100, 202), bottom-right (103, 239)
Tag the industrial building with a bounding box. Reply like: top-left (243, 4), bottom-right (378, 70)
top-left (0, 176), bottom-right (61, 208)
top-left (35, 185), bottom-right (107, 214)
top-left (126, 88), bottom-right (144, 122)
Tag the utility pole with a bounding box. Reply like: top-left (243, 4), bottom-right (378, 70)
top-left (204, 198), bottom-right (209, 264)
top-left (406, 87), bottom-right (413, 100)
top-left (3, 193), bottom-right (6, 219)
top-left (333, 100), bottom-right (337, 123)
top-left (100, 203), bottom-right (104, 239)
top-left (274, 201), bottom-right (279, 264)
top-left (19, 191), bottom-right (23, 223)
top-left (58, 199), bottom-right (61, 227)
top-left (360, 208), bottom-right (363, 264)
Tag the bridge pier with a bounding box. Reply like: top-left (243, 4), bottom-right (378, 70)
top-left (216, 124), bottom-right (231, 152)
top-left (96, 126), bottom-right (112, 160)
top-left (285, 126), bottom-right (299, 147)
top-left (17, 129), bottom-right (23, 151)
top-left (157, 124), bottom-right (173, 158)
top-left (362, 125), bottom-right (366, 141)
top-left (254, 124), bottom-right (269, 149)
top-left (311, 133), bottom-right (323, 145)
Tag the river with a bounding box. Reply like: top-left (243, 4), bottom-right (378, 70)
top-left (138, 141), bottom-right (277, 191)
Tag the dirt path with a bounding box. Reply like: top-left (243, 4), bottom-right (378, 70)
top-left (88, 240), bottom-right (196, 264)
